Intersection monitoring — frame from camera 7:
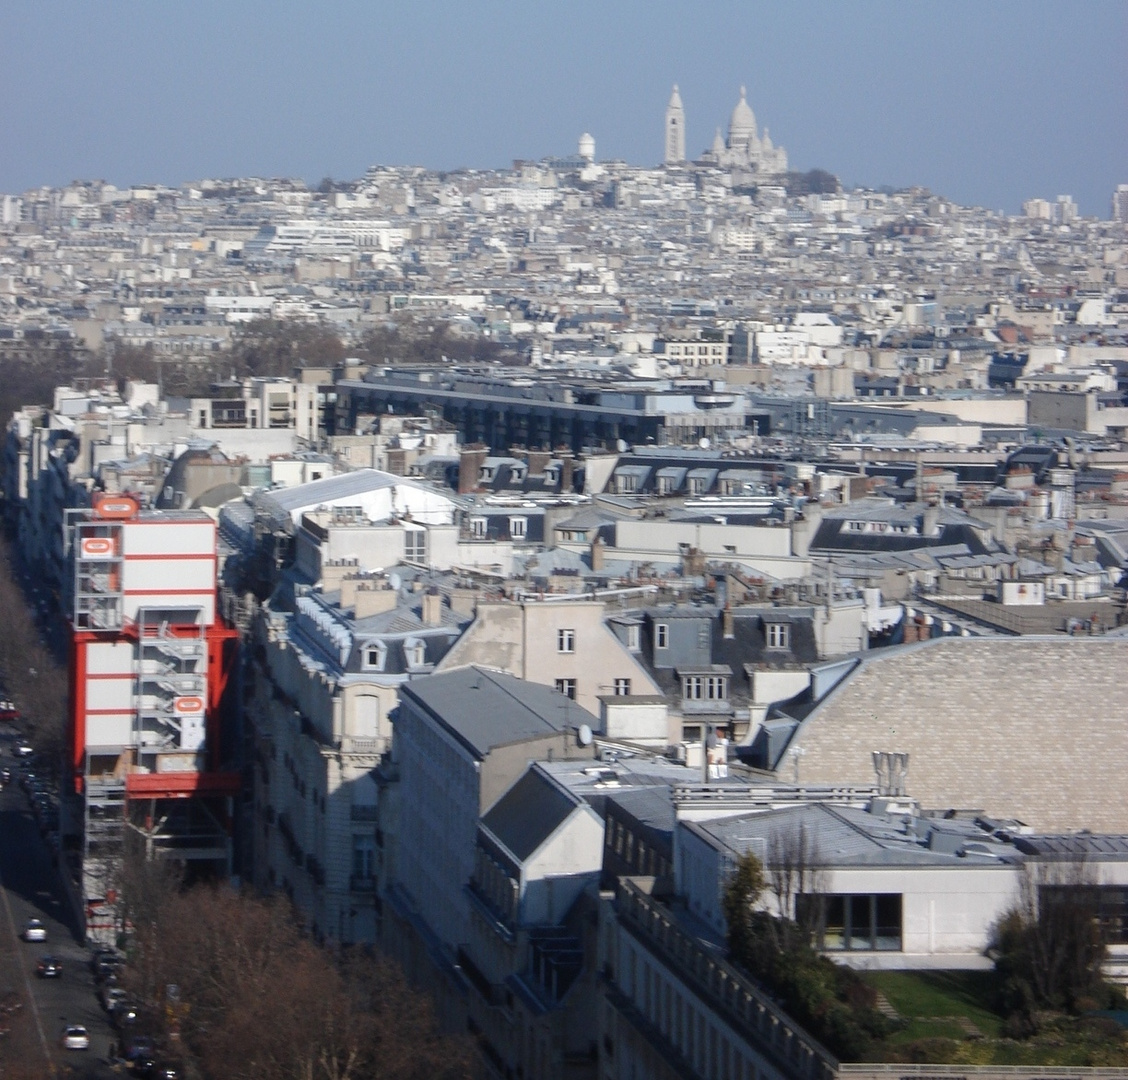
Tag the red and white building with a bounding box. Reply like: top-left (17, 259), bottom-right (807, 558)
top-left (67, 493), bottom-right (239, 942)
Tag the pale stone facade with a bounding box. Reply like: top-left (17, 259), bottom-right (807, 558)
top-left (782, 637), bottom-right (1128, 833)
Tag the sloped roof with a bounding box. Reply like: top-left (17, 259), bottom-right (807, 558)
top-left (481, 767), bottom-right (581, 864)
top-left (400, 666), bottom-right (596, 760)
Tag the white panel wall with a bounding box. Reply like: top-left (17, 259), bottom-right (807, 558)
top-left (122, 559), bottom-right (214, 594)
top-left (86, 678), bottom-right (134, 712)
top-left (86, 641), bottom-right (135, 675)
top-left (122, 520), bottom-right (215, 557)
top-left (87, 714), bottom-right (133, 747)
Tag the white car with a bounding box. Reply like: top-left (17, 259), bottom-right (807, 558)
top-left (62, 1025), bottom-right (90, 1051)
top-left (20, 919), bottom-right (46, 942)
top-left (102, 985), bottom-right (129, 1011)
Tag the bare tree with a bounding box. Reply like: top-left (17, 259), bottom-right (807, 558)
top-left (995, 855), bottom-right (1109, 1016)
top-left (123, 884), bottom-right (474, 1080)
top-left (766, 822), bottom-right (825, 950)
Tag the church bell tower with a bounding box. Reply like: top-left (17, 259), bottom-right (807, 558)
top-left (665, 84), bottom-right (686, 165)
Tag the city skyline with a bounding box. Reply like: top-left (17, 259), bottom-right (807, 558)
top-left (1, 0), bottom-right (1126, 216)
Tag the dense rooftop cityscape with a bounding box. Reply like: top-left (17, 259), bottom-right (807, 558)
top-left (1, 70), bottom-right (1127, 1080)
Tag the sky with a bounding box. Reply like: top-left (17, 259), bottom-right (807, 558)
top-left (1, 0), bottom-right (1125, 216)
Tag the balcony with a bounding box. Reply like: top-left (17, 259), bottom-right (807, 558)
top-left (615, 878), bottom-right (837, 1080)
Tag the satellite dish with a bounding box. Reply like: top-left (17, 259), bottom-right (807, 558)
top-left (699, 437), bottom-right (710, 450)
top-left (577, 724), bottom-right (593, 747)
top-left (616, 439), bottom-right (629, 453)
top-left (388, 572), bottom-right (402, 591)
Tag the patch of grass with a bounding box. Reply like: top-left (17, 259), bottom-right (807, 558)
top-left (865, 970), bottom-right (1004, 1038)
top-left (860, 971), bottom-right (1128, 1066)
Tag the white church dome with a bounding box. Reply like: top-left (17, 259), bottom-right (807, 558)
top-left (728, 85), bottom-right (757, 146)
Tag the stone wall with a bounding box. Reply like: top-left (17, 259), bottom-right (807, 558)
top-left (784, 637), bottom-right (1128, 833)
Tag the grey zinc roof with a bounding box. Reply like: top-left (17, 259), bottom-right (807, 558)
top-left (481, 767), bottom-right (581, 864)
top-left (400, 666), bottom-right (597, 760)
top-left (688, 802), bottom-right (1020, 869)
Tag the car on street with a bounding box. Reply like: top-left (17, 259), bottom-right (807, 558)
top-left (94, 953), bottom-right (125, 983)
top-left (36, 955), bottom-right (62, 978)
top-left (62, 1025), bottom-right (90, 1050)
top-left (20, 918), bottom-right (46, 942)
top-left (13, 742), bottom-right (34, 758)
top-left (0, 700), bottom-right (19, 721)
top-left (102, 985), bottom-right (129, 1011)
top-left (139, 1062), bottom-right (183, 1080)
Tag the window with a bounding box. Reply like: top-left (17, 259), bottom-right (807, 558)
top-left (626, 625), bottom-right (640, 651)
top-left (352, 835), bottom-right (376, 880)
top-left (363, 643), bottom-right (387, 671)
top-left (554, 678), bottom-right (576, 700)
top-left (765, 622), bottom-right (790, 650)
top-left (614, 678), bottom-right (631, 696)
top-left (557, 628), bottom-right (575, 653)
top-left (655, 623), bottom-right (669, 649)
top-left (404, 529), bottom-right (426, 563)
top-left (683, 675), bottom-right (727, 700)
top-left (470, 517), bottom-right (487, 539)
top-left (798, 893), bottom-right (902, 951)
top-left (1041, 884), bottom-right (1128, 945)
top-left (509, 517), bottom-right (527, 539)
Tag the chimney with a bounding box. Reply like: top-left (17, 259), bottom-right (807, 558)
top-left (320, 558), bottom-right (358, 592)
top-left (922, 503), bottom-right (940, 538)
top-left (340, 575), bottom-right (360, 610)
top-left (590, 535), bottom-right (605, 573)
top-left (422, 588), bottom-right (443, 626)
top-left (527, 449), bottom-right (551, 477)
top-left (354, 584), bottom-right (399, 618)
top-left (459, 445), bottom-right (489, 495)
top-left (722, 604), bottom-right (734, 638)
top-left (682, 547), bottom-right (706, 577)
top-left (450, 587), bottom-right (478, 617)
top-left (559, 450), bottom-right (575, 494)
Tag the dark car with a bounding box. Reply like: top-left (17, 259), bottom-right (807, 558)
top-left (142, 1063), bottom-right (183, 1080)
top-left (36, 955), bottom-right (63, 978)
top-left (110, 1000), bottom-right (143, 1030)
top-left (94, 955), bottom-right (125, 983)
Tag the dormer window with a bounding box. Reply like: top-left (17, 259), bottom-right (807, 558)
top-left (765, 622), bottom-right (790, 650)
top-left (404, 529), bottom-right (426, 562)
top-left (404, 638), bottom-right (426, 668)
top-left (363, 642), bottom-right (388, 671)
top-left (470, 517), bottom-right (487, 539)
top-left (509, 517), bottom-right (527, 540)
top-left (682, 674), bottom-right (728, 700)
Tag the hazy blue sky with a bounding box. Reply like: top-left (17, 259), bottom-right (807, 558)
top-left (2, 0), bottom-right (1125, 215)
